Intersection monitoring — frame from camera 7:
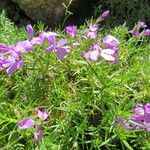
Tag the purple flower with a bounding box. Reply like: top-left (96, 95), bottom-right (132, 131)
top-left (2, 53), bottom-right (24, 74)
top-left (82, 42), bottom-right (101, 61)
top-left (82, 42), bottom-right (118, 63)
top-left (131, 21), bottom-right (147, 37)
top-left (0, 53), bottom-right (4, 70)
top-left (0, 44), bottom-right (13, 53)
top-left (26, 24), bottom-right (34, 39)
top-left (144, 29), bottom-right (150, 36)
top-left (84, 32), bottom-right (98, 39)
top-left (82, 50), bottom-right (100, 61)
top-left (100, 48), bottom-right (118, 63)
top-left (39, 31), bottom-right (59, 41)
top-left (34, 131), bottom-right (43, 142)
top-left (88, 24), bottom-right (99, 32)
top-left (46, 36), bottom-right (70, 60)
top-left (65, 25), bottom-right (77, 37)
top-left (89, 42), bottom-right (101, 51)
top-left (130, 103), bottom-right (150, 132)
top-left (37, 109), bottom-right (49, 121)
top-left (84, 24), bottom-right (99, 39)
top-left (34, 125), bottom-right (43, 142)
top-left (103, 35), bottom-right (120, 49)
top-left (14, 40), bottom-right (33, 54)
top-left (131, 29), bottom-right (141, 37)
top-left (18, 118), bottom-right (35, 129)
top-left (30, 37), bottom-right (44, 45)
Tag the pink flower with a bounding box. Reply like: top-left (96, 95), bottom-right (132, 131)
top-left (18, 118), bottom-right (35, 129)
top-left (65, 25), bottom-right (77, 37)
top-left (37, 109), bottom-right (49, 121)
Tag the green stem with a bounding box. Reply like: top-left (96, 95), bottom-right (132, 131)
top-left (86, 60), bottom-right (104, 88)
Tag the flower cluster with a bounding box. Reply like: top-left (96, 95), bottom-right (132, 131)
top-left (82, 35), bottom-right (119, 63)
top-left (0, 25), bottom-right (70, 74)
top-left (130, 103), bottom-right (150, 132)
top-left (116, 103), bottom-right (150, 132)
top-left (64, 10), bottom-right (119, 63)
top-left (84, 24), bottom-right (99, 39)
top-left (18, 109), bottom-right (49, 142)
top-left (131, 21), bottom-right (150, 37)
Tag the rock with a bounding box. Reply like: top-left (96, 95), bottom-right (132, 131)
top-left (11, 0), bottom-right (98, 28)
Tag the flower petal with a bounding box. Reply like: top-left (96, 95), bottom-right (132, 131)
top-left (38, 110), bottom-right (49, 121)
top-left (89, 50), bottom-right (100, 61)
top-left (57, 39), bottom-right (68, 48)
top-left (100, 51), bottom-right (115, 62)
top-left (18, 118), bottom-right (35, 129)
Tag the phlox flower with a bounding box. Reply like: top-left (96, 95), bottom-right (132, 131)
top-left (82, 50), bottom-right (100, 61)
top-left (65, 25), bottom-right (77, 37)
top-left (84, 24), bottom-right (99, 39)
top-left (88, 24), bottom-right (99, 32)
top-left (103, 35), bottom-right (120, 49)
top-left (82, 42), bottom-right (118, 63)
top-left (82, 42), bottom-right (101, 61)
top-left (144, 29), bottom-right (150, 36)
top-left (100, 48), bottom-right (118, 63)
top-left (34, 125), bottom-right (44, 142)
top-left (18, 118), bottom-right (35, 129)
top-left (14, 40), bottom-right (33, 54)
top-left (0, 54), bottom-right (4, 70)
top-left (46, 36), bottom-right (70, 60)
top-left (130, 103), bottom-right (150, 131)
top-left (2, 52), bottom-right (24, 74)
top-left (130, 21), bottom-right (147, 37)
top-left (34, 130), bottom-right (43, 142)
top-left (30, 37), bottom-right (44, 45)
top-left (117, 103), bottom-right (150, 132)
top-left (18, 109), bottom-right (49, 142)
top-left (37, 109), bottom-right (49, 121)
top-left (39, 31), bottom-right (59, 41)
top-left (0, 44), bottom-right (13, 53)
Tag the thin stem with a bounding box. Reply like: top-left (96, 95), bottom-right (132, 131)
top-left (86, 60), bottom-right (104, 88)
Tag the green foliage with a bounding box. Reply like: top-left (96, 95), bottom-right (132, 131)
top-left (0, 12), bottom-right (150, 150)
top-left (94, 0), bottom-right (150, 28)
